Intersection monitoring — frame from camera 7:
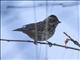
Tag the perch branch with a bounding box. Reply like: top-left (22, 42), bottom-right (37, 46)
top-left (63, 32), bottom-right (80, 47)
top-left (0, 39), bottom-right (80, 51)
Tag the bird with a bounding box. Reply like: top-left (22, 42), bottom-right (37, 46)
top-left (13, 15), bottom-right (61, 47)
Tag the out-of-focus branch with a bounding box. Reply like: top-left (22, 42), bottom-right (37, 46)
top-left (64, 32), bottom-right (80, 47)
top-left (0, 39), bottom-right (80, 51)
top-left (7, 2), bottom-right (80, 9)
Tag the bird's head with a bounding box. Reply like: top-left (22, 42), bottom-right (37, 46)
top-left (45, 15), bottom-right (61, 27)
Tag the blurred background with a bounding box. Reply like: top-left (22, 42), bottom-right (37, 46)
top-left (1, 1), bottom-right (80, 60)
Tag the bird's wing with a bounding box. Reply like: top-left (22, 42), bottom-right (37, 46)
top-left (23, 22), bottom-right (45, 40)
top-left (25, 23), bottom-right (35, 30)
top-left (25, 21), bottom-right (45, 31)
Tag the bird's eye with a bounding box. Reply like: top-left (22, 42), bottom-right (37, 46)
top-left (49, 19), bottom-right (55, 22)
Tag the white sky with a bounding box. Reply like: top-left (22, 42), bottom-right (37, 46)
top-left (1, 1), bottom-right (80, 60)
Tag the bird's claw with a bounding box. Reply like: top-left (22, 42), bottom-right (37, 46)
top-left (47, 41), bottom-right (53, 47)
top-left (33, 41), bottom-right (38, 45)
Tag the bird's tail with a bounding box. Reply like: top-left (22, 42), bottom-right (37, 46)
top-left (13, 28), bottom-right (23, 31)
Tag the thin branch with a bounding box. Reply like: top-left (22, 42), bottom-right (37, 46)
top-left (0, 39), bottom-right (80, 51)
top-left (63, 32), bottom-right (80, 47)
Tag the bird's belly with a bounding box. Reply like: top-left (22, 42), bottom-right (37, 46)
top-left (26, 30), bottom-right (52, 41)
top-left (37, 32), bottom-right (52, 41)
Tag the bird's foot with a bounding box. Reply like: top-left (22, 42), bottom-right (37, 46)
top-left (47, 41), bottom-right (53, 47)
top-left (33, 41), bottom-right (38, 45)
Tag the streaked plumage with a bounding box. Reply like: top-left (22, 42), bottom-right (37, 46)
top-left (13, 15), bottom-right (61, 46)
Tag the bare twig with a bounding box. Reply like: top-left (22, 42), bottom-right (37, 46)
top-left (64, 32), bottom-right (80, 47)
top-left (0, 39), bottom-right (80, 51)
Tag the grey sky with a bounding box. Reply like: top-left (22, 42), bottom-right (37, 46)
top-left (1, 1), bottom-right (80, 60)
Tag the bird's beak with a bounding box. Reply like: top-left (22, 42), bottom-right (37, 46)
top-left (13, 28), bottom-right (23, 31)
top-left (59, 21), bottom-right (61, 23)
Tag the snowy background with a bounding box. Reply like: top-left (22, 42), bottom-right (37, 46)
top-left (1, 1), bottom-right (80, 60)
